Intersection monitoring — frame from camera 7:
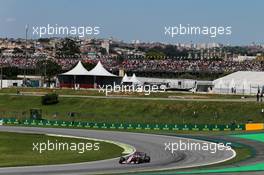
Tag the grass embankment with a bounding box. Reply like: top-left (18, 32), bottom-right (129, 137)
top-left (0, 132), bottom-right (123, 167)
top-left (0, 88), bottom-right (102, 96)
top-left (0, 94), bottom-right (264, 124)
top-left (0, 87), bottom-right (251, 99)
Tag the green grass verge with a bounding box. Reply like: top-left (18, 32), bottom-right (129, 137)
top-left (0, 88), bottom-right (102, 96)
top-left (0, 87), bottom-right (251, 99)
top-left (0, 131), bottom-right (124, 167)
top-left (232, 133), bottom-right (264, 142)
top-left (0, 94), bottom-right (264, 124)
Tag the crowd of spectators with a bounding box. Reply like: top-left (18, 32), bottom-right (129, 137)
top-left (122, 59), bottom-right (263, 73)
top-left (0, 56), bottom-right (263, 73)
top-left (0, 56), bottom-right (120, 71)
top-left (55, 58), bottom-right (120, 71)
top-left (0, 57), bottom-right (38, 69)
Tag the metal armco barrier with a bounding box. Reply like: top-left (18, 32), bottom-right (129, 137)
top-left (0, 118), bottom-right (247, 131)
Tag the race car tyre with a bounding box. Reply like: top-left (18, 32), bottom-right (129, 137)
top-left (145, 156), bottom-right (150, 163)
top-left (119, 157), bottom-right (125, 164)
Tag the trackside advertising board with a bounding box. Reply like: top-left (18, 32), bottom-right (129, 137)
top-left (0, 118), bottom-right (247, 131)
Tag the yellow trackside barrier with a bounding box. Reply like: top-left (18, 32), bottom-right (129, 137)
top-left (246, 123), bottom-right (264, 131)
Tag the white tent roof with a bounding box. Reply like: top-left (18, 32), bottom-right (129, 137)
top-left (213, 71), bottom-right (264, 87)
top-left (122, 73), bottom-right (130, 82)
top-left (87, 61), bottom-right (117, 77)
top-left (130, 73), bottom-right (141, 84)
top-left (213, 71), bottom-right (264, 94)
top-left (62, 61), bottom-right (117, 77)
top-left (62, 61), bottom-right (90, 75)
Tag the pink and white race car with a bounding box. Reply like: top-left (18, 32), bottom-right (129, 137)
top-left (119, 152), bottom-right (151, 164)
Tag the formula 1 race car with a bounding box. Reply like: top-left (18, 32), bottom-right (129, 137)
top-left (119, 152), bottom-right (150, 164)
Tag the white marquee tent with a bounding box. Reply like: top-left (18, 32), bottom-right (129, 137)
top-left (130, 73), bottom-right (142, 84)
top-left (213, 71), bottom-right (264, 94)
top-left (121, 73), bottom-right (142, 85)
top-left (87, 61), bottom-right (117, 77)
top-left (121, 73), bottom-right (130, 83)
top-left (59, 61), bottom-right (119, 88)
top-left (62, 61), bottom-right (116, 77)
top-left (62, 61), bottom-right (90, 76)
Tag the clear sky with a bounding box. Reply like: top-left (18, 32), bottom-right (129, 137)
top-left (0, 0), bottom-right (263, 45)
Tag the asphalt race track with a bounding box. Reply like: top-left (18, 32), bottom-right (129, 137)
top-left (0, 126), bottom-right (235, 175)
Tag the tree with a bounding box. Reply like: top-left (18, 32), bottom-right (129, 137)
top-left (41, 93), bottom-right (59, 105)
top-left (57, 38), bottom-right (80, 55)
top-left (2, 67), bottom-right (20, 79)
top-left (99, 48), bottom-right (107, 55)
top-left (38, 38), bottom-right (50, 43)
top-left (36, 60), bottom-right (62, 80)
top-left (115, 55), bottom-right (125, 64)
top-left (82, 62), bottom-right (96, 71)
top-left (13, 47), bottom-right (23, 54)
top-left (146, 50), bottom-right (166, 59)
